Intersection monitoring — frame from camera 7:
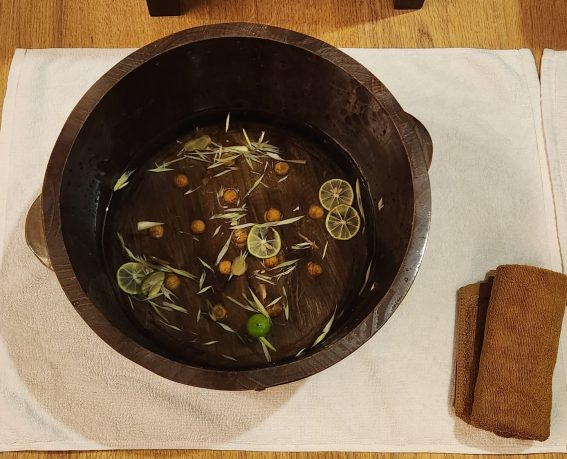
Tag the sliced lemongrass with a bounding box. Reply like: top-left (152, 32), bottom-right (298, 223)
top-left (226, 295), bottom-right (257, 312)
top-left (207, 155), bottom-right (240, 169)
top-left (278, 175), bottom-right (289, 183)
top-left (269, 259), bottom-right (299, 271)
top-left (178, 231), bottom-right (200, 242)
top-left (322, 241), bottom-right (329, 259)
top-left (197, 285), bottom-right (213, 294)
top-left (147, 164), bottom-right (174, 173)
top-left (312, 306), bottom-right (337, 347)
top-left (184, 186), bottom-right (201, 195)
top-left (224, 146), bottom-right (249, 154)
top-left (291, 242), bottom-right (312, 250)
top-left (263, 151), bottom-right (284, 162)
top-left (378, 197), bottom-right (384, 211)
top-left (136, 221), bottom-right (164, 231)
top-left (147, 300), bottom-right (169, 322)
top-left (202, 340), bottom-right (219, 346)
top-left (197, 307), bottom-right (202, 323)
top-left (293, 206), bottom-right (300, 212)
top-left (260, 339), bottom-right (271, 362)
top-left (211, 225), bottom-right (222, 238)
top-left (197, 257), bottom-right (214, 272)
top-left (258, 131), bottom-right (265, 143)
top-left (260, 215), bottom-right (304, 228)
top-left (229, 222), bottom-right (256, 230)
top-left (273, 265), bottom-right (297, 280)
top-left (210, 212), bottom-right (245, 220)
top-left (249, 288), bottom-right (271, 319)
top-left (225, 112), bottom-right (230, 132)
top-left (242, 128), bottom-right (253, 148)
top-left (355, 179), bottom-right (366, 223)
top-left (163, 265), bottom-right (197, 280)
top-left (358, 261), bottom-right (373, 296)
top-left (295, 348), bottom-right (306, 357)
top-left (113, 170), bottom-right (134, 191)
top-left (161, 301), bottom-right (188, 314)
top-left (117, 232), bottom-right (138, 261)
top-left (198, 271), bottom-right (206, 289)
top-left (213, 169), bottom-right (233, 178)
top-left (159, 320), bottom-right (182, 332)
top-left (215, 233), bottom-right (232, 265)
top-left (254, 274), bottom-right (276, 285)
top-left (161, 286), bottom-right (175, 301)
top-left (221, 353), bottom-right (237, 361)
top-left (282, 286), bottom-right (289, 320)
top-left (259, 336), bottom-right (276, 352)
top-left (266, 296), bottom-right (283, 308)
top-left (244, 173), bottom-right (264, 198)
top-left (217, 322), bottom-right (238, 334)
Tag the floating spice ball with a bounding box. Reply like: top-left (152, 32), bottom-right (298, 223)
top-left (190, 219), bottom-right (206, 235)
top-left (266, 302), bottom-right (283, 318)
top-left (164, 274), bottom-right (180, 290)
top-left (212, 304), bottom-right (227, 320)
top-left (218, 260), bottom-right (232, 275)
top-left (149, 224), bottom-right (165, 239)
top-left (263, 255), bottom-right (281, 269)
top-left (264, 208), bottom-right (282, 222)
top-left (308, 204), bottom-right (325, 219)
top-left (307, 261), bottom-right (323, 278)
top-left (222, 188), bottom-right (239, 205)
top-left (274, 162), bottom-right (290, 176)
top-left (232, 228), bottom-right (248, 247)
top-left (173, 173), bottom-right (189, 188)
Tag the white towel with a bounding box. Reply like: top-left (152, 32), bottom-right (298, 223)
top-left (0, 48), bottom-right (565, 453)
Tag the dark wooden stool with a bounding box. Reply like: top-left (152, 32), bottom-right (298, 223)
top-left (146, 0), bottom-right (424, 16)
top-left (146, 0), bottom-right (182, 16)
top-left (393, 0), bottom-right (425, 8)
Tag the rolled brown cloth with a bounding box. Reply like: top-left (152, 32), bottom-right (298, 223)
top-left (454, 265), bottom-right (567, 441)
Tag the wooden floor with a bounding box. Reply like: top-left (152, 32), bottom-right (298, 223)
top-left (1, 0), bottom-right (566, 458)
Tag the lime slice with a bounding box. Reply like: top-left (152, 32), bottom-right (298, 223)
top-left (116, 262), bottom-right (150, 295)
top-left (325, 204), bottom-right (361, 240)
top-left (319, 179), bottom-right (354, 211)
top-left (247, 225), bottom-right (282, 259)
top-left (140, 271), bottom-right (165, 297)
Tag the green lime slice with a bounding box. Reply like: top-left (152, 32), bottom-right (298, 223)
top-left (246, 225), bottom-right (282, 259)
top-left (116, 262), bottom-right (150, 295)
top-left (319, 178), bottom-right (354, 211)
top-left (140, 271), bottom-right (165, 298)
top-left (325, 204), bottom-right (361, 241)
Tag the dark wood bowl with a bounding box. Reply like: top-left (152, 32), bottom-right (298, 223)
top-left (41, 23), bottom-right (432, 390)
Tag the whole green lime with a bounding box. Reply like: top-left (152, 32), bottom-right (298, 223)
top-left (246, 313), bottom-right (272, 338)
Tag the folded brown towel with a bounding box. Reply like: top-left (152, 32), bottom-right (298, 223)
top-left (454, 265), bottom-right (567, 441)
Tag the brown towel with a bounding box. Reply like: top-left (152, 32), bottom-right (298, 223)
top-left (454, 265), bottom-right (567, 441)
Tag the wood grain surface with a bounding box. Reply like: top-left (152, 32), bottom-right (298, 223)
top-left (1, 0), bottom-right (566, 458)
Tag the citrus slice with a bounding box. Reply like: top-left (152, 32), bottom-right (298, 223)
top-left (325, 204), bottom-right (361, 240)
top-left (319, 179), bottom-right (354, 211)
top-left (140, 271), bottom-right (165, 297)
top-left (247, 225), bottom-right (282, 259)
top-left (116, 262), bottom-right (150, 295)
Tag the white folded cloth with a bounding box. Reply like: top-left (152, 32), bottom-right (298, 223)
top-left (542, 50), bottom-right (567, 279)
top-left (0, 48), bottom-right (565, 453)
